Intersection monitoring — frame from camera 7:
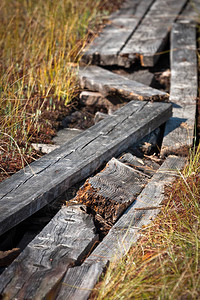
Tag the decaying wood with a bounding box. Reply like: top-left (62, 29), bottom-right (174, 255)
top-left (0, 100), bottom-right (172, 236)
top-left (79, 91), bottom-right (116, 111)
top-left (0, 205), bottom-right (98, 300)
top-left (72, 157), bottom-right (148, 232)
top-left (79, 66), bottom-right (168, 101)
top-left (56, 156), bottom-right (186, 299)
top-left (82, 0), bottom-right (154, 66)
top-left (0, 248), bottom-right (20, 267)
top-left (161, 23), bottom-right (197, 156)
top-left (118, 152), bottom-right (160, 176)
top-left (120, 0), bottom-right (187, 67)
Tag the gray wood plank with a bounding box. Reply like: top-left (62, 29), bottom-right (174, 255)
top-left (57, 262), bottom-right (105, 300)
top-left (73, 158), bottom-right (148, 232)
top-left (0, 100), bottom-right (172, 236)
top-left (161, 22), bottom-right (197, 156)
top-left (178, 0), bottom-right (200, 24)
top-left (0, 205), bottom-right (98, 300)
top-left (120, 0), bottom-right (187, 67)
top-left (79, 66), bottom-right (168, 101)
top-left (56, 156), bottom-right (186, 300)
top-left (82, 0), bottom-right (154, 66)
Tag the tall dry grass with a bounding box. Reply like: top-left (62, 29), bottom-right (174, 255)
top-left (0, 0), bottom-right (104, 155)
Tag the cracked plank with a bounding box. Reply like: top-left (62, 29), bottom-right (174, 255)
top-left (0, 100), bottom-right (172, 236)
top-left (79, 66), bottom-right (168, 101)
top-left (0, 205), bottom-right (98, 300)
top-left (82, 0), bottom-right (154, 66)
top-left (120, 0), bottom-right (187, 66)
top-left (56, 156), bottom-right (186, 300)
top-left (161, 22), bottom-right (197, 156)
top-left (73, 158), bottom-right (148, 233)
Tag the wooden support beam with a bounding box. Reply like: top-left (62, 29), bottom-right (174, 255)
top-left (120, 0), bottom-right (187, 67)
top-left (0, 205), bottom-right (98, 299)
top-left (56, 156), bottom-right (186, 299)
top-left (161, 22), bottom-right (197, 156)
top-left (79, 66), bottom-right (169, 101)
top-left (0, 100), bottom-right (172, 236)
top-left (82, 0), bottom-right (154, 66)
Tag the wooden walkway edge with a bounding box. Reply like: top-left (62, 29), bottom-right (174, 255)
top-left (161, 22), bottom-right (198, 156)
top-left (56, 156), bottom-right (186, 300)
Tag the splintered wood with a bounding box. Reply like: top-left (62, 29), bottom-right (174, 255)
top-left (70, 157), bottom-right (150, 234)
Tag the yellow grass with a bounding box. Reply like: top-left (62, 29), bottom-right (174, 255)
top-left (0, 0), bottom-right (105, 151)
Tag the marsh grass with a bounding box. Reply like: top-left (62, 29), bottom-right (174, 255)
top-left (92, 147), bottom-right (200, 299)
top-left (0, 0), bottom-right (114, 176)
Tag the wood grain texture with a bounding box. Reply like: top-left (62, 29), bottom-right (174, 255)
top-left (73, 158), bottom-right (148, 230)
top-left (120, 0), bottom-right (187, 66)
top-left (161, 23), bottom-right (197, 156)
top-left (79, 66), bottom-right (168, 101)
top-left (56, 262), bottom-right (105, 300)
top-left (0, 205), bottom-right (98, 300)
top-left (82, 0), bottom-right (154, 66)
top-left (0, 100), bottom-right (172, 236)
top-left (56, 156), bottom-right (186, 300)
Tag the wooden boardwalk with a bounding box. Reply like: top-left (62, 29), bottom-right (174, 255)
top-left (83, 0), bottom-right (187, 67)
top-left (0, 0), bottom-right (199, 298)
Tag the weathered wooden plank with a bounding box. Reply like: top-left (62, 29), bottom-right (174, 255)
top-left (57, 156), bottom-right (186, 299)
top-left (82, 0), bottom-right (154, 66)
top-left (0, 100), bottom-right (172, 236)
top-left (118, 152), bottom-right (160, 176)
top-left (79, 66), bottom-right (168, 101)
top-left (73, 158), bottom-right (148, 233)
top-left (120, 0), bottom-right (187, 67)
top-left (161, 23), bottom-right (197, 156)
top-left (178, 0), bottom-right (200, 24)
top-left (0, 205), bottom-right (98, 299)
top-left (56, 262), bottom-right (105, 300)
